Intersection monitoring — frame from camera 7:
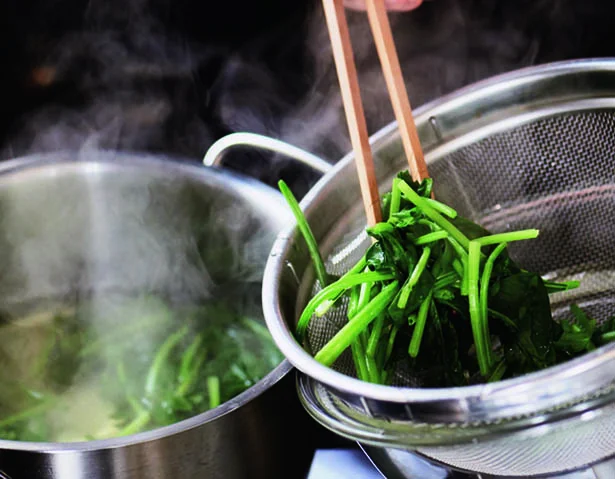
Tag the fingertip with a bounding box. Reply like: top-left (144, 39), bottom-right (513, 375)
top-left (345, 0), bottom-right (423, 11)
top-left (385, 0), bottom-right (423, 11)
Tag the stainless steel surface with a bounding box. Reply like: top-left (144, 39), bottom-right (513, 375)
top-left (361, 445), bottom-right (615, 479)
top-left (0, 150), bottom-right (320, 479)
top-left (262, 58), bottom-right (615, 477)
top-left (359, 444), bottom-right (472, 479)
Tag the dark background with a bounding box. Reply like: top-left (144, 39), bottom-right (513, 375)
top-left (1, 0), bottom-right (615, 191)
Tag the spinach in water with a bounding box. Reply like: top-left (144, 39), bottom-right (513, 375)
top-left (0, 297), bottom-right (283, 442)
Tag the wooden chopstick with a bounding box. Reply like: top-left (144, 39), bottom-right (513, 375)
top-left (321, 0), bottom-right (430, 228)
top-left (322, 0), bottom-right (382, 226)
top-left (365, 0), bottom-right (428, 183)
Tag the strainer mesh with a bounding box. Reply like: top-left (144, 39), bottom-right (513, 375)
top-left (302, 110), bottom-right (615, 476)
top-left (306, 378), bottom-right (615, 476)
top-left (418, 402), bottom-right (615, 476)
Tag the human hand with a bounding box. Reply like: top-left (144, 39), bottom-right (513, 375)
top-left (344, 0), bottom-right (423, 11)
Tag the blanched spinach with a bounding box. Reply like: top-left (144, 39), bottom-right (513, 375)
top-left (282, 171), bottom-right (612, 387)
top-left (0, 298), bottom-right (283, 442)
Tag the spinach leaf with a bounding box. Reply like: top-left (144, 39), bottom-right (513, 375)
top-left (489, 272), bottom-right (558, 375)
top-left (554, 304), bottom-right (597, 355)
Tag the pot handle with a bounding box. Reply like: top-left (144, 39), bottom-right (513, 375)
top-left (203, 132), bottom-right (332, 175)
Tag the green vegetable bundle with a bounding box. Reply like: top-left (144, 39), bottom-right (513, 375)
top-left (0, 297), bottom-right (283, 442)
top-left (281, 171), bottom-right (615, 387)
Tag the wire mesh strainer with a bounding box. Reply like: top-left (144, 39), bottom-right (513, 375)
top-left (261, 59), bottom-right (615, 478)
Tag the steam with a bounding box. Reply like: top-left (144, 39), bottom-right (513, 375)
top-left (277, 0), bottom-right (543, 162)
top-left (0, 0), bottom-right (552, 310)
top-left (0, 153), bottom-right (278, 305)
top-left (0, 0), bottom-right (552, 330)
top-left (1, 0), bottom-right (546, 167)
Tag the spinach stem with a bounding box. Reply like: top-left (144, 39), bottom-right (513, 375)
top-left (351, 340), bottom-right (370, 381)
top-left (390, 178), bottom-right (402, 216)
top-left (313, 259), bottom-right (369, 317)
top-left (348, 256), bottom-right (369, 275)
top-left (207, 376), bottom-right (221, 409)
top-left (480, 242), bottom-right (508, 323)
top-left (178, 333), bottom-right (204, 385)
top-left (365, 355), bottom-right (381, 384)
top-left (176, 350), bottom-right (206, 398)
top-left (357, 279), bottom-right (373, 311)
top-left (127, 397), bottom-right (143, 415)
top-left (370, 221), bottom-right (395, 234)
top-left (348, 278), bottom-right (372, 381)
top-left (385, 324), bottom-right (400, 365)
top-left (447, 236), bottom-right (468, 261)
top-left (434, 271), bottom-right (459, 290)
top-left (451, 258), bottom-right (464, 279)
top-left (425, 198), bottom-right (458, 219)
top-left (347, 286), bottom-right (360, 319)
top-left (447, 236), bottom-right (469, 295)
top-left (297, 271), bottom-right (395, 339)
top-left (414, 231), bottom-right (449, 246)
top-left (367, 313), bottom-right (386, 357)
top-left (231, 364), bottom-right (252, 387)
top-left (314, 282), bottom-right (400, 366)
top-left (461, 256), bottom-right (470, 297)
top-left (488, 360), bottom-right (507, 383)
top-left (241, 318), bottom-right (276, 343)
top-left (397, 180), bottom-right (470, 250)
top-left (357, 280), bottom-right (374, 343)
top-left (601, 331), bottom-right (615, 343)
top-left (408, 293), bottom-right (434, 358)
top-left (468, 240), bottom-right (490, 376)
top-left (544, 280), bottom-right (580, 293)
top-left (476, 229), bottom-right (539, 246)
top-left (474, 228), bottom-right (543, 364)
top-left (278, 180), bottom-right (329, 288)
top-left (0, 398), bottom-right (57, 428)
top-left (145, 326), bottom-right (188, 397)
top-left (118, 409), bottom-right (151, 437)
top-left (431, 237), bottom-right (452, 278)
top-left (397, 247), bottom-right (431, 309)
top-left (417, 219), bottom-right (438, 230)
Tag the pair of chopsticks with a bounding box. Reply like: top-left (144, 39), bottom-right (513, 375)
top-left (322, 0), bottom-right (429, 226)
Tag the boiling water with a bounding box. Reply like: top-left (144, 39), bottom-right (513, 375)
top-left (0, 294), bottom-right (284, 443)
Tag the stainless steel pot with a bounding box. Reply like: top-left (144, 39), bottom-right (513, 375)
top-left (0, 149), bottom-right (329, 479)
